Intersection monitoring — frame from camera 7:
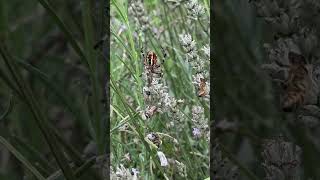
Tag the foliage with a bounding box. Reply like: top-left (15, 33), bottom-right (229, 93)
top-left (214, 0), bottom-right (320, 179)
top-left (110, 0), bottom-right (210, 179)
top-left (0, 0), bottom-right (107, 179)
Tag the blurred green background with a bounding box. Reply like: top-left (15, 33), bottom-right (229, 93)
top-left (0, 0), bottom-right (107, 179)
top-left (214, 0), bottom-right (320, 179)
top-left (214, 0), bottom-right (285, 178)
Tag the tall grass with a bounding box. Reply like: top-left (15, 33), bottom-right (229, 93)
top-left (0, 0), bottom-right (106, 179)
top-left (111, 0), bottom-right (210, 179)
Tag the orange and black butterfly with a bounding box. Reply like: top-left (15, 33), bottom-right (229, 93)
top-left (282, 51), bottom-right (311, 111)
top-left (198, 78), bottom-right (207, 97)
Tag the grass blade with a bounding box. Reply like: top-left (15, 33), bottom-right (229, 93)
top-left (0, 136), bottom-right (46, 180)
top-left (35, 0), bottom-right (89, 67)
top-left (0, 42), bottom-right (76, 180)
top-left (81, 0), bottom-right (104, 155)
top-left (11, 135), bottom-right (56, 175)
top-left (16, 60), bottom-right (89, 128)
top-left (0, 94), bottom-right (13, 121)
top-left (46, 157), bottom-right (97, 180)
top-left (2, 60), bottom-right (100, 179)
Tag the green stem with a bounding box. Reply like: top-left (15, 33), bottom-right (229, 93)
top-left (0, 94), bottom-right (13, 121)
top-left (82, 0), bottom-right (104, 155)
top-left (35, 0), bottom-right (89, 67)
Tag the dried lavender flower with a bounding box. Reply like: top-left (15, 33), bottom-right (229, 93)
top-left (212, 143), bottom-right (239, 179)
top-left (192, 127), bottom-right (202, 138)
top-left (128, 0), bottom-right (151, 32)
top-left (110, 164), bottom-right (139, 180)
top-left (261, 136), bottom-right (301, 180)
top-left (175, 160), bottom-right (187, 178)
top-left (179, 33), bottom-right (209, 78)
top-left (184, 0), bottom-right (205, 20)
top-left (131, 168), bottom-right (140, 176)
top-left (202, 44), bottom-right (210, 57)
top-left (141, 58), bottom-right (184, 123)
top-left (191, 106), bottom-right (209, 139)
top-left (164, 0), bottom-right (183, 9)
top-left (252, 0), bottom-right (281, 17)
top-left (142, 75), bottom-right (177, 114)
top-left (179, 33), bottom-right (198, 62)
top-left (251, 0), bottom-right (320, 115)
top-left (294, 27), bottom-right (318, 55)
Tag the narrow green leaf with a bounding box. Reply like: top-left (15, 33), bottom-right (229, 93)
top-left (11, 136), bottom-right (55, 175)
top-left (35, 0), bottom-right (89, 67)
top-left (0, 42), bottom-right (76, 180)
top-left (0, 136), bottom-right (46, 180)
top-left (81, 0), bottom-right (104, 155)
top-left (0, 68), bottom-right (21, 98)
top-left (46, 157), bottom-right (97, 180)
top-left (0, 94), bottom-right (13, 121)
top-left (16, 60), bottom-right (89, 129)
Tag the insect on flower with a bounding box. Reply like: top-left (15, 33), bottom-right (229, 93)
top-left (282, 51), bottom-right (311, 112)
top-left (141, 47), bottom-right (167, 73)
top-left (141, 47), bottom-right (168, 86)
top-left (142, 50), bottom-right (160, 72)
top-left (145, 105), bottom-right (158, 119)
top-left (144, 51), bottom-right (158, 67)
top-left (146, 132), bottom-right (162, 148)
top-left (198, 78), bottom-right (207, 97)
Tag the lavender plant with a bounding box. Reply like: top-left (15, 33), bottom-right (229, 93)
top-left (250, 0), bottom-right (320, 179)
top-left (261, 136), bottom-right (301, 180)
top-left (213, 0), bottom-right (320, 179)
top-left (111, 0), bottom-right (210, 179)
top-left (251, 0), bottom-right (320, 117)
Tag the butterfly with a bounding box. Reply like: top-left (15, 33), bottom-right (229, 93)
top-left (282, 51), bottom-right (311, 111)
top-left (198, 78), bottom-right (208, 97)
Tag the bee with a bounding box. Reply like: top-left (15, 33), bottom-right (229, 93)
top-left (145, 105), bottom-right (158, 119)
top-left (198, 78), bottom-right (207, 97)
top-left (282, 51), bottom-right (311, 111)
top-left (146, 132), bottom-right (162, 148)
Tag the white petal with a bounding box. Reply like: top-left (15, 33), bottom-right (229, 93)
top-left (157, 151), bottom-right (169, 166)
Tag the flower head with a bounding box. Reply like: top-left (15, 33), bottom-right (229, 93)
top-left (202, 44), bottom-right (210, 57)
top-left (191, 106), bottom-right (209, 139)
top-left (185, 0), bottom-right (205, 20)
top-left (157, 151), bottom-right (169, 167)
top-left (128, 0), bottom-right (151, 32)
top-left (212, 143), bottom-right (239, 179)
top-left (261, 136), bottom-right (301, 180)
top-left (110, 164), bottom-right (139, 180)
